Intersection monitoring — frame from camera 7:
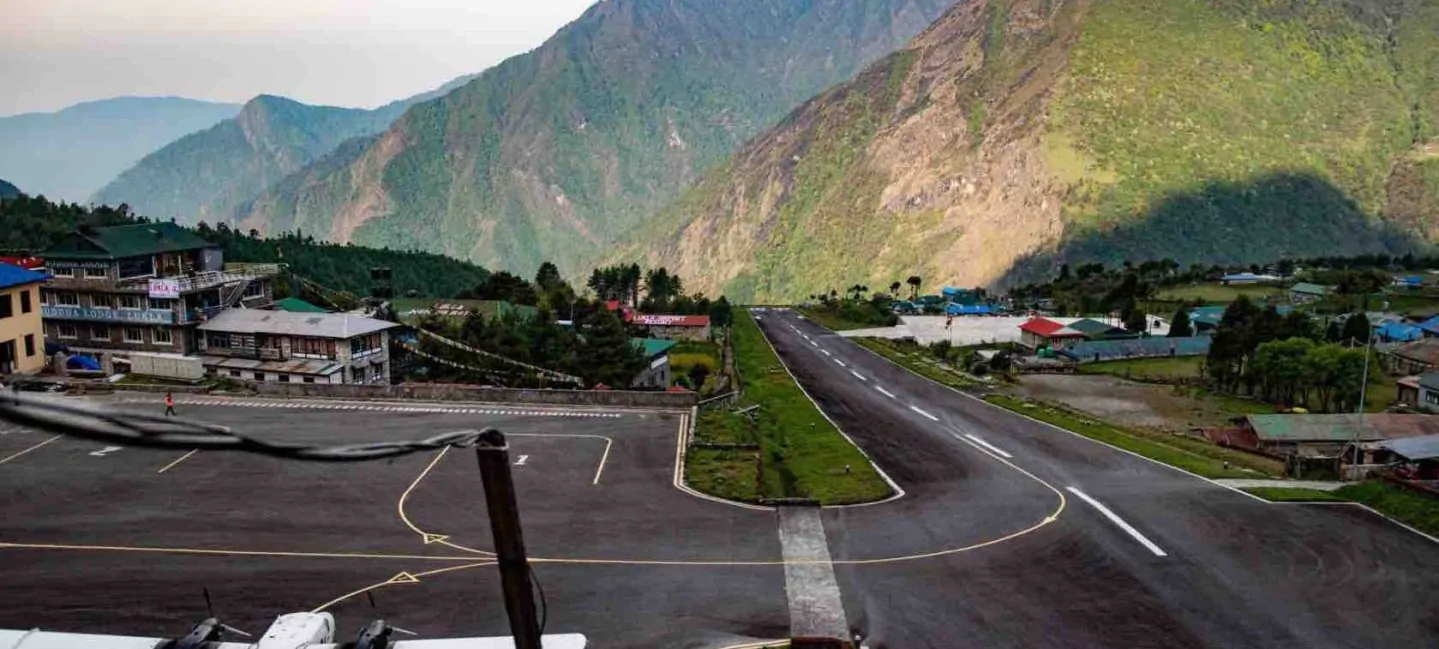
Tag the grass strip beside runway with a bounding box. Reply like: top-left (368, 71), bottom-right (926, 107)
top-left (984, 394), bottom-right (1266, 479)
top-left (1241, 487), bottom-right (1346, 502)
top-left (853, 337), bottom-right (977, 390)
top-left (687, 309), bottom-right (892, 505)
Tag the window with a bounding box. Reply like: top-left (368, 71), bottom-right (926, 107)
top-left (154, 328), bottom-right (173, 345)
top-left (0, 294), bottom-right (10, 319)
top-left (303, 377), bottom-right (315, 384)
top-left (55, 292), bottom-right (79, 307)
top-left (57, 323), bottom-right (77, 339)
top-left (351, 366), bottom-right (366, 383)
top-left (20, 290), bottom-right (32, 314)
top-left (123, 327), bottom-right (145, 343)
top-left (50, 267), bottom-right (74, 278)
top-left (207, 334), bottom-right (231, 349)
top-left (293, 337), bottom-right (335, 359)
top-left (91, 324), bottom-right (110, 341)
top-left (39, 291), bottom-right (49, 306)
top-left (24, 334), bottom-right (35, 357)
top-left (229, 369), bottom-right (242, 378)
top-left (243, 282), bottom-right (265, 298)
top-left (278, 374), bottom-right (291, 383)
top-left (254, 372), bottom-right (265, 381)
top-left (84, 267), bottom-right (107, 279)
top-left (1426, 390), bottom-right (1439, 406)
top-left (118, 295), bottom-right (143, 310)
top-left (149, 298), bottom-right (171, 311)
top-left (90, 294), bottom-right (112, 309)
top-left (351, 333), bottom-right (382, 357)
top-left (117, 257), bottom-right (154, 279)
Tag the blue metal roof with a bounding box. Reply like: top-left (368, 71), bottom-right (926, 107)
top-left (1419, 315), bottom-right (1439, 334)
top-left (1377, 321), bottom-right (1423, 342)
top-left (0, 262), bottom-right (46, 290)
top-left (946, 304), bottom-right (993, 315)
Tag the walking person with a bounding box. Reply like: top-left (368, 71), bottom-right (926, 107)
top-left (164, 391), bottom-right (177, 417)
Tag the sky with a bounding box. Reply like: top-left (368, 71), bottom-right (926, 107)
top-left (0, 0), bottom-right (598, 116)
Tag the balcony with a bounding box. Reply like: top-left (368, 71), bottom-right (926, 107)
top-left (118, 265), bottom-right (281, 295)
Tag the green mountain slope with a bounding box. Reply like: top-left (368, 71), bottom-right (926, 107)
top-left (629, 0), bottom-right (1439, 302)
top-left (0, 97), bottom-right (239, 203)
top-left (0, 179), bottom-right (19, 200)
top-left (235, 0), bottom-right (954, 276)
top-left (93, 74), bottom-right (477, 226)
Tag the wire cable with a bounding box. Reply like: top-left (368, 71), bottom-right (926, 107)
top-left (0, 393), bottom-right (492, 462)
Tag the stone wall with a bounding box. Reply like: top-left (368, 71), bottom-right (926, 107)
top-left (252, 381), bottom-right (697, 409)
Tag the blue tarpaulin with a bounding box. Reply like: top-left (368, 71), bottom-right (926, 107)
top-left (66, 355), bottom-right (101, 371)
top-left (1377, 321), bottom-right (1423, 343)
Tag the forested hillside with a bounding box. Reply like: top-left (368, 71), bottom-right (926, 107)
top-left (0, 179), bottom-right (18, 200)
top-left (0, 97), bottom-right (238, 203)
top-left (629, 0), bottom-right (1439, 301)
top-left (0, 193), bottom-right (489, 298)
top-left (234, 0), bottom-right (953, 277)
top-left (92, 74), bottom-right (477, 226)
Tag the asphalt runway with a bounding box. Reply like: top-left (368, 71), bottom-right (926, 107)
top-left (0, 397), bottom-right (787, 648)
top-left (755, 308), bottom-right (1439, 648)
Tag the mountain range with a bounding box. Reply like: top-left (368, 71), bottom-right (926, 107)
top-left (627, 0), bottom-right (1439, 301)
top-left (0, 97), bottom-right (239, 203)
top-left (228, 0), bottom-right (954, 276)
top-left (92, 74), bottom-right (477, 226)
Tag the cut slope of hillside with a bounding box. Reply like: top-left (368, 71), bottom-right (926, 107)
top-left (236, 0), bottom-right (954, 275)
top-left (93, 73), bottom-right (478, 226)
top-left (0, 97), bottom-right (238, 203)
top-left (628, 0), bottom-right (1439, 302)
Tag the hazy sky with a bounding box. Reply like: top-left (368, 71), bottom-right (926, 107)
top-left (1, 0), bottom-right (597, 116)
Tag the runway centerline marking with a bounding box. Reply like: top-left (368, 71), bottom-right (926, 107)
top-left (822, 350), bottom-right (832, 356)
top-left (155, 449), bottom-right (199, 474)
top-left (834, 359), bottom-right (846, 368)
top-left (1066, 487), bottom-right (1167, 557)
top-left (963, 434), bottom-right (1013, 459)
top-left (875, 386), bottom-right (896, 399)
top-left (909, 406), bottom-right (939, 421)
top-left (849, 370), bottom-right (867, 382)
top-left (0, 434), bottom-right (61, 465)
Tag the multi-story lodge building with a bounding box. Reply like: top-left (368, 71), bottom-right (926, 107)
top-left (197, 309), bottom-right (399, 385)
top-left (39, 223), bottom-right (277, 360)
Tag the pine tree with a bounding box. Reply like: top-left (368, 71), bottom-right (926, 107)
top-left (578, 310), bottom-right (644, 387)
top-left (1168, 308), bottom-right (1193, 337)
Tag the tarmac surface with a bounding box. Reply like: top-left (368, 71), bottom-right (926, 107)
top-left (1, 309), bottom-right (1437, 647)
top-left (758, 308), bottom-right (1438, 648)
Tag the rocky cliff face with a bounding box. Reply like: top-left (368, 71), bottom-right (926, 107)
top-left (630, 0), bottom-right (1439, 301)
top-left (233, 0), bottom-right (954, 275)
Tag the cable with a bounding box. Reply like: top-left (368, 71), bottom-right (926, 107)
top-left (0, 393), bottom-right (492, 462)
top-left (528, 564), bottom-right (547, 636)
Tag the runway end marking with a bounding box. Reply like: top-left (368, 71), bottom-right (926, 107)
top-left (422, 534), bottom-right (450, 544)
top-left (387, 572), bottom-right (421, 584)
top-left (963, 434), bottom-right (1013, 459)
top-left (875, 386), bottom-right (896, 399)
top-left (1066, 487), bottom-right (1167, 557)
top-left (0, 434), bottom-right (62, 465)
top-left (909, 406), bottom-right (939, 422)
top-left (849, 370), bottom-right (867, 382)
top-left (156, 449), bottom-right (199, 474)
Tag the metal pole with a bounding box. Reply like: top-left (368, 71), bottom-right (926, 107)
top-left (474, 430), bottom-right (541, 649)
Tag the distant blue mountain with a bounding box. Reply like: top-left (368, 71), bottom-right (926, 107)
top-left (0, 97), bottom-right (240, 203)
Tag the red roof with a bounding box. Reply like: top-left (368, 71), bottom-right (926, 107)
top-left (0, 256), bottom-right (44, 270)
top-left (633, 314), bottom-right (711, 327)
top-left (1019, 317), bottom-right (1086, 338)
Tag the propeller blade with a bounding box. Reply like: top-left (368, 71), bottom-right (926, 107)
top-left (390, 626), bottom-right (418, 637)
top-left (221, 624), bottom-right (253, 638)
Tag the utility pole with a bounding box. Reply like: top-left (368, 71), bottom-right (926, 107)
top-left (474, 430), bottom-right (541, 649)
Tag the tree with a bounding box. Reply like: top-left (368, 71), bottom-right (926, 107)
top-left (1340, 313), bottom-right (1371, 347)
top-left (708, 297), bottom-right (733, 328)
top-left (889, 281), bottom-right (902, 297)
top-left (1168, 308), bottom-right (1193, 337)
top-left (906, 275), bottom-right (922, 300)
top-left (1123, 300), bottom-right (1147, 333)
top-left (576, 310), bottom-right (644, 387)
top-left (535, 262), bottom-right (562, 290)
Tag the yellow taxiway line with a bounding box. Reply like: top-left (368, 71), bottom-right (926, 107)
top-left (0, 541), bottom-right (482, 563)
top-left (311, 561), bottom-right (496, 613)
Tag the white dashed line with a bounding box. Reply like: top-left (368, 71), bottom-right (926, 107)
top-left (875, 386), bottom-right (896, 399)
top-left (835, 359), bottom-right (847, 368)
top-left (909, 405), bottom-right (939, 421)
top-left (810, 340), bottom-right (820, 348)
top-left (849, 370), bottom-right (867, 382)
top-left (822, 350), bottom-right (832, 356)
top-left (1066, 487), bottom-right (1168, 557)
top-left (963, 434), bottom-right (1013, 459)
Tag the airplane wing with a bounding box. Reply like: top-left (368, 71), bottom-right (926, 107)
top-left (0, 629), bottom-right (251, 649)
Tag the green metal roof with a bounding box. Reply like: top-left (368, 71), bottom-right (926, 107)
top-left (272, 297), bottom-right (329, 313)
top-left (632, 337), bottom-right (677, 359)
top-left (44, 222), bottom-right (215, 260)
top-left (1066, 318), bottom-right (1127, 338)
top-left (1246, 414), bottom-right (1439, 442)
top-left (1290, 282), bottom-right (1329, 296)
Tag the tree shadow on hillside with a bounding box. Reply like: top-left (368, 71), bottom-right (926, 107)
top-left (1000, 172), bottom-right (1425, 286)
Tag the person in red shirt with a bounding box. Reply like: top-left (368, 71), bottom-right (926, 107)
top-left (164, 392), bottom-right (176, 417)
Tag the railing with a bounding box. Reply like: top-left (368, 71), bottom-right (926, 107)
top-left (117, 265), bottom-right (280, 294)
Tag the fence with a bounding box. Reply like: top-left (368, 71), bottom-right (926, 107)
top-left (1061, 336), bottom-right (1212, 363)
top-left (252, 381), bottom-right (697, 409)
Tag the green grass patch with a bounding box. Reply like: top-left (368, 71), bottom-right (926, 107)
top-left (685, 308), bottom-right (892, 505)
top-left (1242, 487), bottom-right (1346, 502)
top-left (1078, 356), bottom-right (1204, 381)
top-left (115, 375), bottom-right (201, 387)
top-left (984, 394), bottom-right (1276, 478)
top-left (852, 337), bottom-right (978, 390)
top-left (1334, 481), bottom-right (1439, 538)
top-left (1154, 284), bottom-right (1282, 304)
top-left (797, 302), bottom-right (897, 332)
top-left (684, 447), bottom-right (760, 502)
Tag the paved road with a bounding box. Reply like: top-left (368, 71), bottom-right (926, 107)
top-left (0, 399), bottom-right (786, 648)
top-left (754, 308), bottom-right (1439, 648)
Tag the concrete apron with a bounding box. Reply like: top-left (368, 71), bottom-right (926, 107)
top-left (778, 505), bottom-right (849, 641)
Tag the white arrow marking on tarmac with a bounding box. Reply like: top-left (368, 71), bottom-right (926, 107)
top-left (89, 446), bottom-right (122, 457)
top-left (1066, 487), bottom-right (1168, 557)
top-left (963, 434), bottom-right (1013, 459)
top-left (909, 406), bottom-right (939, 421)
top-left (875, 386), bottom-right (896, 399)
top-left (849, 370), bottom-right (867, 382)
